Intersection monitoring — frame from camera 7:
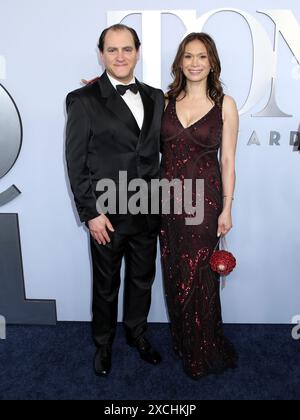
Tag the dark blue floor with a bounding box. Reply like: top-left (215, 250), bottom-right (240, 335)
top-left (0, 323), bottom-right (299, 400)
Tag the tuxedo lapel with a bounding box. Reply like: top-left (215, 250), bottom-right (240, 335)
top-left (97, 73), bottom-right (140, 138)
top-left (136, 80), bottom-right (155, 150)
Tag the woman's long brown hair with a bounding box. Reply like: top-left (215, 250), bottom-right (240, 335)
top-left (167, 33), bottom-right (224, 107)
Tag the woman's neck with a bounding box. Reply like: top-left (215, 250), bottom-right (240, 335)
top-left (184, 79), bottom-right (208, 100)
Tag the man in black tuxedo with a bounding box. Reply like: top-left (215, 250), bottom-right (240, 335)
top-left (66, 24), bottom-right (165, 376)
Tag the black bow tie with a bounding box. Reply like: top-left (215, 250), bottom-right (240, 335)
top-left (116, 83), bottom-right (139, 96)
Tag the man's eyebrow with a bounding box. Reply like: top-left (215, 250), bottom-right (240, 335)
top-left (106, 46), bottom-right (134, 49)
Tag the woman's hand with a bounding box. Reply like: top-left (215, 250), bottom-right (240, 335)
top-left (217, 210), bottom-right (233, 237)
top-left (81, 77), bottom-right (99, 86)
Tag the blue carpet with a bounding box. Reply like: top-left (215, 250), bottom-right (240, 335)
top-left (0, 323), bottom-right (299, 400)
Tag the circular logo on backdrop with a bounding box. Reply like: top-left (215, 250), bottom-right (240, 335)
top-left (0, 84), bottom-right (22, 206)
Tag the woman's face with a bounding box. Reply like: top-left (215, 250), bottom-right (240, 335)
top-left (181, 40), bottom-right (212, 83)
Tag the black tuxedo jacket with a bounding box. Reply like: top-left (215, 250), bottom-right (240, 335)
top-left (66, 72), bottom-right (165, 233)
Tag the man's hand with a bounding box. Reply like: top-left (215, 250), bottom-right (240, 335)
top-left (88, 214), bottom-right (115, 246)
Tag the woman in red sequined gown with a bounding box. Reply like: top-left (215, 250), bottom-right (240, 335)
top-left (160, 33), bottom-right (239, 378)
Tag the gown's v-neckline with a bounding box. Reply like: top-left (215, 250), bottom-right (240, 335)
top-left (174, 100), bottom-right (216, 130)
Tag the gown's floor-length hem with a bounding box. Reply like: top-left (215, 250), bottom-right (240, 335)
top-left (163, 261), bottom-right (238, 379)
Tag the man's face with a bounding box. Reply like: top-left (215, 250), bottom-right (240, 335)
top-left (100, 29), bottom-right (140, 83)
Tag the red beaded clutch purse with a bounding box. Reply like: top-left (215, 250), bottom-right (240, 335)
top-left (209, 235), bottom-right (236, 276)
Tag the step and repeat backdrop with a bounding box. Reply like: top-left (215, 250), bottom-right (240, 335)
top-left (0, 0), bottom-right (299, 324)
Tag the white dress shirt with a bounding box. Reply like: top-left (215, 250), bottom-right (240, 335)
top-left (107, 73), bottom-right (144, 130)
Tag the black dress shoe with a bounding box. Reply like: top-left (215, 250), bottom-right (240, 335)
top-left (128, 336), bottom-right (162, 365)
top-left (94, 345), bottom-right (112, 376)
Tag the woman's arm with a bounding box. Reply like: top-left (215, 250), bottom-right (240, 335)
top-left (218, 95), bottom-right (239, 236)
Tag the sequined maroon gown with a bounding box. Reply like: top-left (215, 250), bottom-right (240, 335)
top-left (160, 98), bottom-right (238, 378)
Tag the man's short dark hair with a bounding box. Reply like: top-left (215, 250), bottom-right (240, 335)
top-left (98, 24), bottom-right (141, 52)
